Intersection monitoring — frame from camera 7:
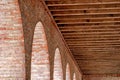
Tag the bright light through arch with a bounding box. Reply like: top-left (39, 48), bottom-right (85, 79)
top-left (53, 48), bottom-right (63, 80)
top-left (73, 73), bottom-right (76, 80)
top-left (66, 63), bottom-right (71, 80)
top-left (31, 22), bottom-right (50, 80)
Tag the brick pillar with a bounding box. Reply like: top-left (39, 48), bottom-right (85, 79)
top-left (31, 22), bottom-right (50, 80)
top-left (0, 0), bottom-right (25, 79)
top-left (53, 48), bottom-right (63, 80)
top-left (66, 63), bottom-right (70, 80)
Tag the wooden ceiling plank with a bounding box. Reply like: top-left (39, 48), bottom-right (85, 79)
top-left (58, 24), bottom-right (120, 26)
top-left (63, 34), bottom-right (120, 36)
top-left (49, 5), bottom-right (120, 10)
top-left (59, 25), bottom-right (120, 28)
top-left (56, 18), bottom-right (120, 23)
top-left (55, 18), bottom-right (120, 21)
top-left (65, 39), bottom-right (120, 41)
top-left (68, 43), bottom-right (120, 46)
top-left (44, 0), bottom-right (120, 75)
top-left (73, 51), bottom-right (120, 55)
top-left (53, 12), bottom-right (120, 16)
top-left (60, 29), bottom-right (120, 31)
top-left (69, 45), bottom-right (120, 49)
top-left (60, 30), bottom-right (120, 33)
top-left (55, 14), bottom-right (120, 19)
top-left (66, 40), bottom-right (120, 43)
top-left (57, 21), bottom-right (120, 25)
top-left (50, 7), bottom-right (120, 12)
top-left (61, 28), bottom-right (120, 32)
top-left (52, 9), bottom-right (120, 14)
top-left (55, 17), bottom-right (120, 21)
top-left (47, 2), bottom-right (120, 6)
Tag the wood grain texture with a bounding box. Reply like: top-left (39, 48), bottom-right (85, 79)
top-left (44, 0), bottom-right (120, 75)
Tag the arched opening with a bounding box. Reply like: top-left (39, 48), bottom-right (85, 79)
top-left (66, 63), bottom-right (71, 80)
top-left (73, 73), bottom-right (76, 80)
top-left (0, 0), bottom-right (25, 79)
top-left (53, 48), bottom-right (63, 80)
top-left (31, 22), bottom-right (50, 80)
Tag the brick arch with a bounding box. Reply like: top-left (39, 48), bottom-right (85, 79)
top-left (53, 48), bottom-right (63, 80)
top-left (66, 63), bottom-right (71, 80)
top-left (73, 73), bottom-right (76, 80)
top-left (31, 22), bottom-right (50, 80)
top-left (0, 0), bottom-right (25, 79)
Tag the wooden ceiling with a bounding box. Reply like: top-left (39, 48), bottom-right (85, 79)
top-left (44, 0), bottom-right (120, 75)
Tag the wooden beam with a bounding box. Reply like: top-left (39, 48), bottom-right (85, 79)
top-left (60, 26), bottom-right (120, 33)
top-left (75, 58), bottom-right (120, 60)
top-left (49, 5), bottom-right (120, 10)
top-left (65, 38), bottom-right (120, 42)
top-left (59, 25), bottom-right (120, 28)
top-left (83, 74), bottom-right (120, 77)
top-left (61, 28), bottom-right (120, 32)
top-left (68, 45), bottom-right (120, 48)
top-left (73, 51), bottom-right (120, 55)
top-left (66, 40), bottom-right (120, 43)
top-left (57, 21), bottom-right (120, 25)
top-left (73, 51), bottom-right (119, 54)
top-left (50, 7), bottom-right (120, 12)
top-left (55, 16), bottom-right (120, 21)
top-left (63, 32), bottom-right (120, 36)
top-left (54, 14), bottom-right (120, 19)
top-left (65, 38), bottom-right (120, 41)
top-left (68, 43), bottom-right (120, 46)
top-left (51, 8), bottom-right (120, 14)
top-left (77, 64), bottom-right (120, 67)
top-left (67, 43), bottom-right (120, 46)
top-left (47, 2), bottom-right (120, 6)
top-left (53, 12), bottom-right (120, 16)
top-left (56, 18), bottom-right (120, 23)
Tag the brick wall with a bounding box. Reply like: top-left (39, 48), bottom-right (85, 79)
top-left (31, 22), bottom-right (50, 80)
top-left (0, 0), bottom-right (25, 79)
